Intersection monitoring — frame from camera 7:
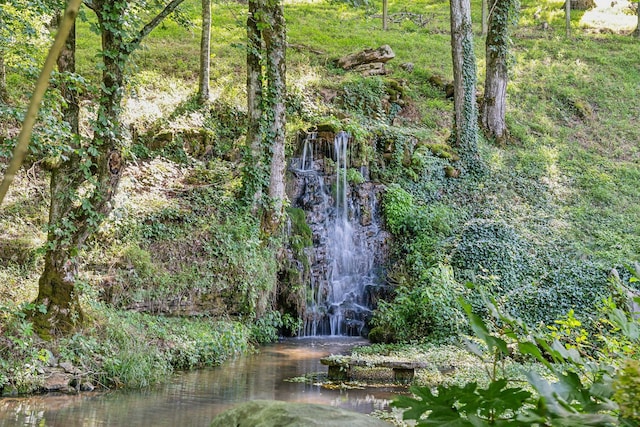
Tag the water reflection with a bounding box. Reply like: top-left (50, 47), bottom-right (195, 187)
top-left (0, 337), bottom-right (403, 427)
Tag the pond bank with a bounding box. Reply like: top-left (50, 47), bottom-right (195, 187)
top-left (0, 338), bottom-right (405, 426)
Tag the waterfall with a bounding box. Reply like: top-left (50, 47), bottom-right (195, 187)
top-left (288, 131), bottom-right (389, 337)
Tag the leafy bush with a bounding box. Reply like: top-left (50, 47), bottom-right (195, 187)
top-left (370, 264), bottom-right (466, 343)
top-left (394, 291), bottom-right (640, 426)
top-left (250, 311), bottom-right (302, 344)
top-left (614, 360), bottom-right (640, 424)
top-left (338, 76), bottom-right (388, 121)
top-left (382, 184), bottom-right (414, 235)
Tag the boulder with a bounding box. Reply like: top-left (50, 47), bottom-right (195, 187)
top-left (210, 400), bottom-right (393, 427)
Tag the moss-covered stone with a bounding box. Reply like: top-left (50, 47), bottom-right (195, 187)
top-left (210, 400), bottom-right (393, 427)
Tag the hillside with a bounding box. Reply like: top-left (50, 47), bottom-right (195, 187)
top-left (1, 0), bottom-right (640, 396)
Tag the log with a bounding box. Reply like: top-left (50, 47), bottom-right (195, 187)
top-left (337, 45), bottom-right (395, 70)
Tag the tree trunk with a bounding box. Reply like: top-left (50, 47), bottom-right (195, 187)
top-left (449, 0), bottom-right (483, 174)
top-left (481, 0), bottom-right (511, 144)
top-left (198, 0), bottom-right (211, 103)
top-left (33, 21), bottom-right (84, 337)
top-left (565, 0), bottom-right (571, 37)
top-left (243, 0), bottom-right (266, 209)
top-left (481, 0), bottom-right (488, 36)
top-left (262, 0), bottom-right (287, 236)
top-left (635, 1), bottom-right (639, 38)
top-left (0, 55), bottom-right (7, 103)
top-left (382, 0), bottom-right (388, 30)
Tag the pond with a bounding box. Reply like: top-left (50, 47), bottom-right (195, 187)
top-left (0, 337), bottom-right (404, 426)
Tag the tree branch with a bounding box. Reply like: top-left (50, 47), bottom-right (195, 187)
top-left (127, 0), bottom-right (187, 53)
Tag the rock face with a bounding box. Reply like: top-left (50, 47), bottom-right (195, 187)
top-left (210, 400), bottom-right (393, 427)
top-left (286, 131), bottom-right (391, 336)
top-left (337, 45), bottom-right (395, 76)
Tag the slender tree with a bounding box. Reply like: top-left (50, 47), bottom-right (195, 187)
top-left (198, 0), bottom-right (212, 103)
top-left (262, 0), bottom-right (287, 235)
top-left (383, 0), bottom-right (388, 30)
top-left (481, 0), bottom-right (489, 36)
top-left (0, 56), bottom-right (7, 103)
top-left (634, 1), bottom-right (639, 38)
top-left (481, 0), bottom-right (518, 144)
top-left (565, 0), bottom-right (571, 37)
top-left (243, 0), bottom-right (287, 236)
top-left (243, 0), bottom-right (266, 210)
top-left (31, 0), bottom-right (186, 336)
top-left (449, 0), bottom-right (483, 174)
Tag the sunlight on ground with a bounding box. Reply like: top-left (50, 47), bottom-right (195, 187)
top-left (580, 0), bottom-right (637, 32)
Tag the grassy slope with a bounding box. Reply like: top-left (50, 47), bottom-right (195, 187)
top-left (1, 0), bottom-right (640, 393)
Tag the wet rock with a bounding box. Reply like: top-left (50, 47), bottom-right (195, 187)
top-left (43, 371), bottom-right (73, 393)
top-left (59, 361), bottom-right (80, 375)
top-left (80, 382), bottom-right (95, 392)
top-left (210, 400), bottom-right (393, 427)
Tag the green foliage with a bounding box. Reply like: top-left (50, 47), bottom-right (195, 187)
top-left (54, 306), bottom-right (252, 388)
top-left (614, 360), bottom-right (640, 424)
top-left (346, 168), bottom-right (365, 184)
top-left (499, 256), bottom-right (610, 326)
top-left (0, 302), bottom-right (48, 393)
top-left (338, 76), bottom-right (388, 121)
top-left (382, 184), bottom-right (414, 235)
top-left (371, 264), bottom-right (466, 343)
top-left (450, 219), bottom-right (534, 294)
top-left (395, 379), bottom-right (531, 426)
top-left (394, 289), bottom-right (640, 426)
top-left (249, 311), bottom-right (301, 344)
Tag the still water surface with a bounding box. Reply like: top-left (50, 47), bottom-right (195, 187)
top-left (0, 337), bottom-right (403, 426)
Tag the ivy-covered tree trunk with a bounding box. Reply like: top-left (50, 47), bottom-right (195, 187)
top-left (262, 0), bottom-right (287, 236)
top-left (449, 0), bottom-right (483, 174)
top-left (482, 0), bottom-right (515, 144)
top-left (243, 0), bottom-right (266, 209)
top-left (198, 0), bottom-right (211, 103)
top-left (33, 0), bottom-right (185, 337)
top-left (243, 0), bottom-right (288, 236)
top-left (33, 21), bottom-right (84, 337)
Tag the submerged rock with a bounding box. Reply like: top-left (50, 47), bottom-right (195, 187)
top-left (210, 400), bottom-right (393, 427)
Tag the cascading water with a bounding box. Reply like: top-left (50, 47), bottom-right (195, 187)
top-left (288, 131), bottom-right (389, 337)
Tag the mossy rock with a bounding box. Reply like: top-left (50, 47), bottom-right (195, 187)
top-left (315, 123), bottom-right (340, 133)
top-left (210, 400), bottom-right (393, 427)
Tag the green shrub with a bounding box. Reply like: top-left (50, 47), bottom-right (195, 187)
top-left (382, 184), bottom-right (414, 235)
top-left (614, 360), bottom-right (640, 424)
top-left (370, 264), bottom-right (466, 343)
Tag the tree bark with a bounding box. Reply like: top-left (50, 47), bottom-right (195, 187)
top-left (449, 0), bottom-right (482, 173)
top-left (481, 0), bottom-right (488, 36)
top-left (382, 0), bottom-right (388, 30)
top-left (0, 55), bottom-right (7, 103)
top-left (198, 0), bottom-right (211, 103)
top-left (243, 0), bottom-right (266, 208)
top-left (33, 0), bottom-right (186, 337)
top-left (481, 0), bottom-right (512, 144)
top-left (565, 0), bottom-right (571, 37)
top-left (33, 21), bottom-right (84, 337)
top-left (635, 1), bottom-right (639, 38)
top-left (262, 0), bottom-right (287, 235)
